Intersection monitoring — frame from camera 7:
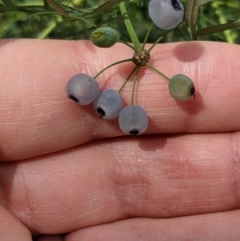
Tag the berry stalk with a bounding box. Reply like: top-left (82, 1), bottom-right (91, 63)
top-left (131, 66), bottom-right (141, 105)
top-left (118, 66), bottom-right (137, 93)
top-left (94, 58), bottom-right (132, 79)
top-left (145, 63), bottom-right (171, 81)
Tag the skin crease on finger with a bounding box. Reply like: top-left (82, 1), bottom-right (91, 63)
top-left (0, 40), bottom-right (239, 160)
top-left (34, 235), bottom-right (64, 241)
top-left (0, 205), bottom-right (32, 240)
top-left (66, 210), bottom-right (240, 241)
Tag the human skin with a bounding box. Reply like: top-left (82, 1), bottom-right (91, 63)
top-left (0, 39), bottom-right (240, 241)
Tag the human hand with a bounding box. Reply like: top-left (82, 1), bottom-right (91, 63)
top-left (0, 39), bottom-right (240, 241)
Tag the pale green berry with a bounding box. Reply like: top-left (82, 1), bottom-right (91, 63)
top-left (168, 74), bottom-right (195, 101)
top-left (90, 27), bottom-right (119, 48)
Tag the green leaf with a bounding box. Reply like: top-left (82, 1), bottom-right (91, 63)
top-left (92, 0), bottom-right (123, 14)
top-left (45, 0), bottom-right (68, 17)
top-left (195, 21), bottom-right (240, 37)
top-left (186, 0), bottom-right (214, 39)
top-left (1, 0), bottom-right (13, 7)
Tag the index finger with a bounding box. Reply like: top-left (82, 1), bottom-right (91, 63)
top-left (0, 40), bottom-right (239, 160)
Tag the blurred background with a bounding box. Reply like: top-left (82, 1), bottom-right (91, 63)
top-left (0, 0), bottom-right (239, 43)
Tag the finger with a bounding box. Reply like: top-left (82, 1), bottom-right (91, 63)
top-left (66, 210), bottom-right (240, 241)
top-left (0, 40), bottom-right (240, 160)
top-left (1, 133), bottom-right (240, 234)
top-left (0, 205), bottom-right (32, 241)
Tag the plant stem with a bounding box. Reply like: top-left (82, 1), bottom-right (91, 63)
top-left (94, 58), bottom-right (132, 79)
top-left (131, 66), bottom-right (141, 105)
top-left (145, 63), bottom-right (170, 81)
top-left (119, 2), bottom-right (141, 51)
top-left (147, 29), bottom-right (171, 53)
top-left (37, 20), bottom-right (57, 39)
top-left (141, 23), bottom-right (154, 50)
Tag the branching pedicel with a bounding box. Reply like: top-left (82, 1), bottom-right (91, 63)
top-left (66, 1), bottom-right (195, 135)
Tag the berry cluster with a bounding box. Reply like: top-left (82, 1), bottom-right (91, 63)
top-left (66, 1), bottom-right (195, 136)
top-left (66, 73), bottom-right (148, 135)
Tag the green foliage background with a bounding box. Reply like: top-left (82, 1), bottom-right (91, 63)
top-left (0, 0), bottom-right (239, 44)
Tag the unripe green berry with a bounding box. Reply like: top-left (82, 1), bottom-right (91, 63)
top-left (90, 27), bottom-right (119, 48)
top-left (168, 74), bottom-right (195, 101)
